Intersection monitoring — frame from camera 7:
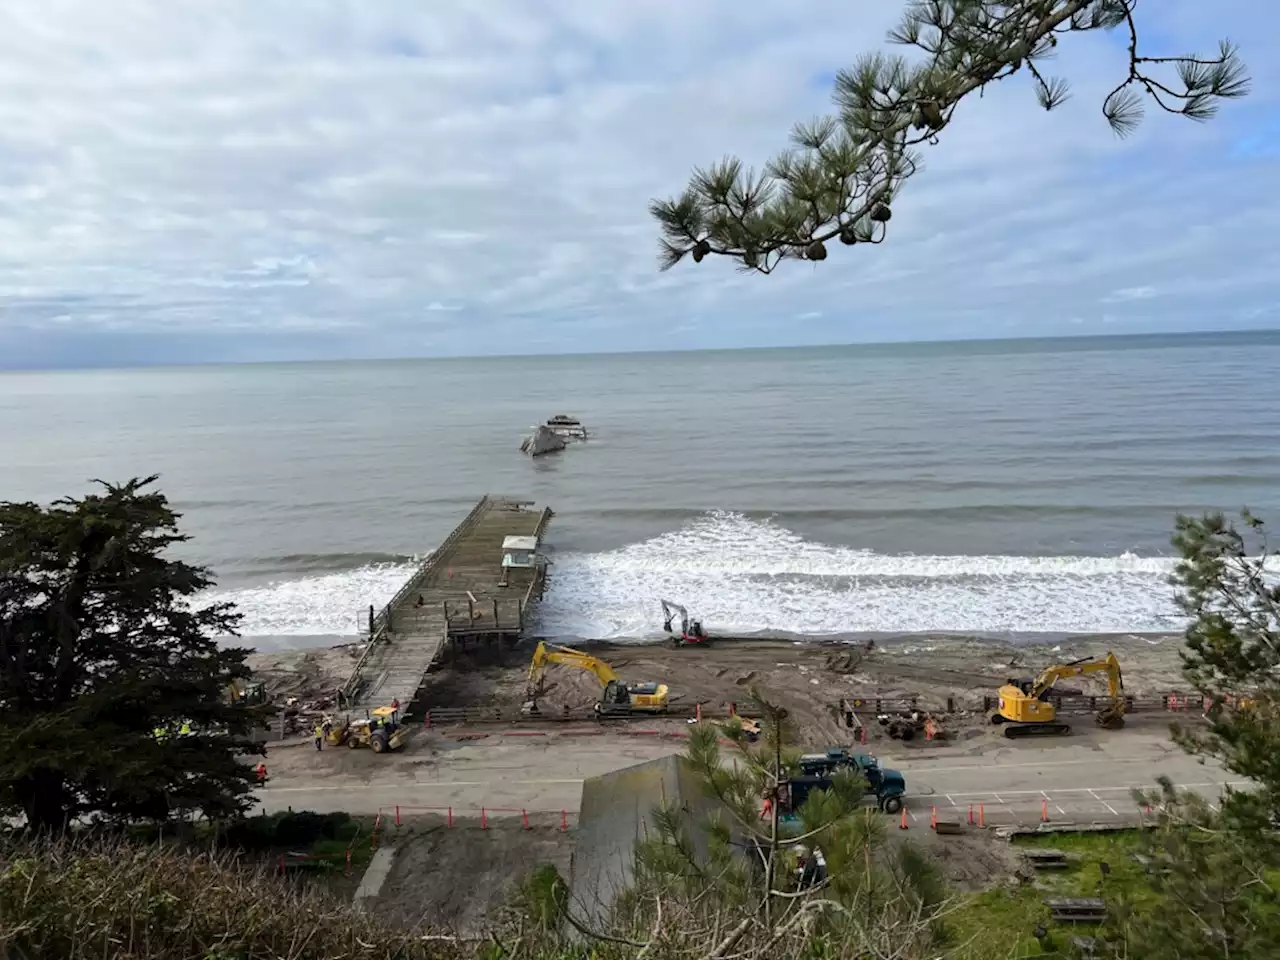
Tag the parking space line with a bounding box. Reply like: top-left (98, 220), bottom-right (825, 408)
top-left (1089, 789), bottom-right (1119, 816)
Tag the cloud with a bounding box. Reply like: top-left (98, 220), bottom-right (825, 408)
top-left (1103, 286), bottom-right (1159, 303)
top-left (0, 0), bottom-right (1277, 367)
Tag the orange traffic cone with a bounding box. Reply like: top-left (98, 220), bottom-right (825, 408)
top-left (899, 806), bottom-right (909, 830)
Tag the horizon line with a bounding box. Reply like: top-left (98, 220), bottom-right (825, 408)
top-left (3, 325), bottom-right (1278, 374)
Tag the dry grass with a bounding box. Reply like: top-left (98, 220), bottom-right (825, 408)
top-left (0, 837), bottom-right (467, 960)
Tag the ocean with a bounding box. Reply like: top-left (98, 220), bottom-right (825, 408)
top-left (3, 330), bottom-right (1278, 648)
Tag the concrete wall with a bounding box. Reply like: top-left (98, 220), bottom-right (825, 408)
top-left (569, 754), bottom-right (721, 931)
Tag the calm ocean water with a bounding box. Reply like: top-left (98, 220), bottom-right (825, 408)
top-left (3, 330), bottom-right (1278, 645)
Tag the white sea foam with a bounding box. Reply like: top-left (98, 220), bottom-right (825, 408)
top-left (533, 512), bottom-right (1187, 638)
top-left (204, 511), bottom-right (1271, 640)
top-left (201, 562), bottom-right (417, 638)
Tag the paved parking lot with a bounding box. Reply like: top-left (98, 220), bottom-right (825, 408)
top-left (257, 723), bottom-right (1241, 827)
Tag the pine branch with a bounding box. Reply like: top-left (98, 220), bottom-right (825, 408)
top-left (652, 0), bottom-right (1250, 273)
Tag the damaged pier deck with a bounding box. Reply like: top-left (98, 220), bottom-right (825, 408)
top-left (344, 496), bottom-right (553, 710)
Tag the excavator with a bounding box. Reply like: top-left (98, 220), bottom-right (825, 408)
top-left (661, 600), bottom-right (711, 647)
top-left (991, 652), bottom-right (1127, 739)
top-left (523, 641), bottom-right (671, 717)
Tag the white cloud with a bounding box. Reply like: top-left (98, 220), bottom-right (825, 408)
top-left (0, 0), bottom-right (1276, 365)
top-left (1103, 286), bottom-right (1159, 303)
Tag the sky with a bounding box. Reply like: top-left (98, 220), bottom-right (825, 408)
top-left (0, 1), bottom-right (1276, 368)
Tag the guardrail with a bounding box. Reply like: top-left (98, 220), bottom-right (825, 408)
top-left (413, 691), bottom-right (1216, 728)
top-left (418, 698), bottom-right (924, 727)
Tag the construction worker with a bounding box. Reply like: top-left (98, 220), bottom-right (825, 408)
top-left (314, 723), bottom-right (324, 751)
top-left (255, 762), bottom-right (268, 783)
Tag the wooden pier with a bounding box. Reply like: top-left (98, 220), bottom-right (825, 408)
top-left (343, 496), bottom-right (553, 710)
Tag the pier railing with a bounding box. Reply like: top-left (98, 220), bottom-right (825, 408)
top-left (373, 495), bottom-right (494, 638)
top-left (443, 598), bottom-right (528, 634)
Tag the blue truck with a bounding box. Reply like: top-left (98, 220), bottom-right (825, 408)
top-left (786, 748), bottom-right (907, 814)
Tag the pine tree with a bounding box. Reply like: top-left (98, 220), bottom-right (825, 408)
top-left (1170, 510), bottom-right (1280, 833)
top-left (600, 696), bottom-right (945, 959)
top-left (651, 1), bottom-right (1249, 274)
top-left (0, 477), bottom-right (268, 832)
top-left (1105, 779), bottom-right (1280, 959)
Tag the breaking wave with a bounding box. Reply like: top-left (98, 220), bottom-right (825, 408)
top-left (532, 511), bottom-right (1188, 638)
top-left (195, 511), bottom-right (1238, 640)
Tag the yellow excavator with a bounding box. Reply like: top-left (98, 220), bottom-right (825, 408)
top-left (523, 642), bottom-right (671, 717)
top-left (991, 652), bottom-right (1126, 739)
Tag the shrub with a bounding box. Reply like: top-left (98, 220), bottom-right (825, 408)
top-left (0, 837), bottom-right (461, 960)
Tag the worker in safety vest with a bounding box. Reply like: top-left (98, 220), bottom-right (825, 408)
top-left (314, 724), bottom-right (324, 751)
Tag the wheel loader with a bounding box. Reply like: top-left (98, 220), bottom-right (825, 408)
top-left (329, 705), bottom-right (410, 753)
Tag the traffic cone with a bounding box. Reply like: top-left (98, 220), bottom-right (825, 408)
top-left (1041, 798), bottom-right (1049, 822)
top-left (930, 805), bottom-right (937, 830)
top-left (899, 806), bottom-right (908, 830)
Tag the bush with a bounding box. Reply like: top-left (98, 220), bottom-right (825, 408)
top-left (222, 810), bottom-right (352, 850)
top-left (0, 837), bottom-right (462, 960)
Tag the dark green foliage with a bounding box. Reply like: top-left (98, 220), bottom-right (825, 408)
top-left (513, 864), bottom-right (570, 932)
top-left (222, 810), bottom-right (354, 850)
top-left (1102, 780), bottom-right (1280, 959)
top-left (652, 1), bottom-right (1249, 274)
top-left (1171, 510), bottom-right (1280, 830)
top-left (0, 477), bottom-right (269, 832)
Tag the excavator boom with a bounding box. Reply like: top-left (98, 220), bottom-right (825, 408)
top-left (660, 599), bottom-right (688, 634)
top-left (528, 641), bottom-right (619, 688)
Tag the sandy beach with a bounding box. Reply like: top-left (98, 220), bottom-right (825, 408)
top-left (248, 631), bottom-right (1188, 743)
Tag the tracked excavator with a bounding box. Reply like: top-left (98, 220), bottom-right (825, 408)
top-left (991, 652), bottom-right (1127, 739)
top-left (661, 599), bottom-right (711, 647)
top-left (522, 641), bottom-right (671, 717)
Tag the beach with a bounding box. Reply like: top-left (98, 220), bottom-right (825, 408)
top-left (248, 630), bottom-right (1188, 744)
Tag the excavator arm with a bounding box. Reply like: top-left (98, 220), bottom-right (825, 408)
top-left (528, 641), bottom-right (619, 692)
top-left (661, 599), bottom-right (689, 634)
top-left (523, 642), bottom-right (671, 716)
top-left (1030, 653), bottom-right (1124, 701)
